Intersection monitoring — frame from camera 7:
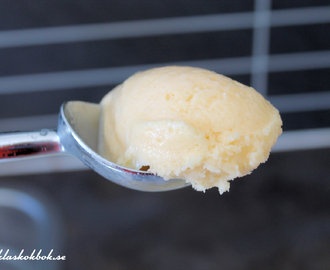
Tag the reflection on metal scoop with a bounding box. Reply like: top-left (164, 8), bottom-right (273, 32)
top-left (0, 101), bottom-right (190, 192)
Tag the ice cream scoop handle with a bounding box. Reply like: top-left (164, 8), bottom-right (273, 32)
top-left (0, 129), bottom-right (64, 161)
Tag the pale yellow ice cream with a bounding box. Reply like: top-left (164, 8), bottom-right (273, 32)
top-left (99, 66), bottom-right (282, 193)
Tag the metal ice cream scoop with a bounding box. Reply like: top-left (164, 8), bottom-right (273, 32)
top-left (0, 101), bottom-right (189, 192)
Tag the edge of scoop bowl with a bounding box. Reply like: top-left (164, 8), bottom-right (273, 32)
top-left (57, 101), bottom-right (190, 192)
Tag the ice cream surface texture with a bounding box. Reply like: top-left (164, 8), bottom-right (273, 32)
top-left (99, 66), bottom-right (282, 193)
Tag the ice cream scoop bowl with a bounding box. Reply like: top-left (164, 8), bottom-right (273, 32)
top-left (0, 101), bottom-right (190, 191)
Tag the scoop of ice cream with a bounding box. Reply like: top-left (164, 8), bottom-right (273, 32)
top-left (99, 66), bottom-right (282, 193)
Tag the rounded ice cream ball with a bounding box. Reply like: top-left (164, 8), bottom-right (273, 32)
top-left (99, 66), bottom-right (282, 193)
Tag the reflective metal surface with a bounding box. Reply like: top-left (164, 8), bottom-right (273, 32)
top-left (0, 101), bottom-right (190, 192)
top-left (0, 130), bottom-right (63, 160)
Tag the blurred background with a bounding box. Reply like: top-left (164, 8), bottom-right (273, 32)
top-left (0, 0), bottom-right (330, 269)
